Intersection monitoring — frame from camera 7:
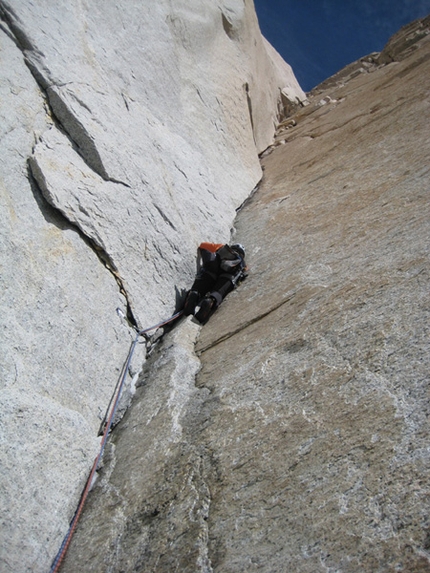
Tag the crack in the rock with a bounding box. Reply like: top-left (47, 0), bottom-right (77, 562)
top-left (244, 82), bottom-right (256, 146)
top-left (27, 164), bottom-right (138, 330)
top-left (235, 179), bottom-right (261, 213)
top-left (45, 86), bottom-right (110, 181)
top-left (196, 292), bottom-right (296, 355)
top-left (1, 3), bottom-right (130, 187)
top-left (0, 1), bottom-right (36, 51)
top-left (3, 5), bottom-right (138, 327)
top-left (153, 203), bottom-right (178, 231)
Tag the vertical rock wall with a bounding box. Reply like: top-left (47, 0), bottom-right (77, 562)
top-left (60, 18), bottom-right (430, 573)
top-left (0, 1), bottom-right (305, 571)
top-left (0, 25), bottom-right (136, 572)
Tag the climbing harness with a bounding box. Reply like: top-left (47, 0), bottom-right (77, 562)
top-left (49, 310), bottom-right (183, 573)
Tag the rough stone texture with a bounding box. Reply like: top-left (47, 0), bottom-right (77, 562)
top-left (62, 19), bottom-right (430, 573)
top-left (0, 1), bottom-right (306, 572)
top-left (0, 27), bottom-right (139, 572)
top-left (2, 0), bottom-right (305, 328)
top-left (62, 317), bottom-right (208, 573)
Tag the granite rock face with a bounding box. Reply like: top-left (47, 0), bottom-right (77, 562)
top-left (0, 1), bottom-right (305, 572)
top-left (2, 0), bottom-right (305, 328)
top-left (61, 18), bottom-right (430, 573)
top-left (0, 25), bottom-right (138, 573)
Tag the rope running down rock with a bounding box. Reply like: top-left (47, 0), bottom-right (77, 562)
top-left (49, 310), bottom-right (183, 573)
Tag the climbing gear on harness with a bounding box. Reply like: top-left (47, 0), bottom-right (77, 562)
top-left (230, 266), bottom-right (248, 287)
top-left (186, 241), bottom-right (248, 324)
top-left (49, 309), bottom-right (183, 573)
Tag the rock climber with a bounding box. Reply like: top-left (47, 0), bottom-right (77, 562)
top-left (183, 242), bottom-right (248, 324)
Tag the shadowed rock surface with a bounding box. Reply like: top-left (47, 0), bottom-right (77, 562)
top-left (60, 17), bottom-right (430, 573)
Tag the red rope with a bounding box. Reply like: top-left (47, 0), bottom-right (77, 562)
top-left (50, 310), bottom-right (183, 572)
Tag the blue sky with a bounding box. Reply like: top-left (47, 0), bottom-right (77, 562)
top-left (254, 0), bottom-right (430, 92)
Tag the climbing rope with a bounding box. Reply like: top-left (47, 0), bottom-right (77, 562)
top-left (49, 310), bottom-right (183, 573)
top-left (97, 310), bottom-right (184, 436)
top-left (137, 309), bottom-right (183, 336)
